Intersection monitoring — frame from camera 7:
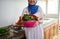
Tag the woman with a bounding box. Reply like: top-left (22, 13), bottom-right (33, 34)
top-left (13, 0), bottom-right (44, 39)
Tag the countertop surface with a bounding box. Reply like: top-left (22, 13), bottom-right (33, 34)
top-left (0, 18), bottom-right (58, 39)
top-left (43, 18), bottom-right (58, 28)
top-left (0, 26), bottom-right (26, 39)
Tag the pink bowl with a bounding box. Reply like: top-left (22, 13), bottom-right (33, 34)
top-left (22, 20), bottom-right (37, 28)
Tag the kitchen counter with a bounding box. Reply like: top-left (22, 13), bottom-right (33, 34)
top-left (44, 18), bottom-right (58, 39)
top-left (43, 18), bottom-right (58, 28)
top-left (0, 31), bottom-right (26, 39)
top-left (0, 18), bottom-right (58, 39)
top-left (0, 26), bottom-right (26, 39)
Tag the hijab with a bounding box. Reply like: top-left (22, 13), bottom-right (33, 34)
top-left (28, 0), bottom-right (39, 14)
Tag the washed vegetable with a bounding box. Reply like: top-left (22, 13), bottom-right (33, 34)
top-left (22, 14), bottom-right (38, 27)
top-left (0, 28), bottom-right (9, 35)
top-left (22, 14), bottom-right (38, 21)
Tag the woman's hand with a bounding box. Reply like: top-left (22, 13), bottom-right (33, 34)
top-left (38, 18), bottom-right (44, 24)
top-left (33, 18), bottom-right (43, 27)
top-left (12, 16), bottom-right (23, 27)
top-left (34, 21), bottom-right (39, 27)
top-left (12, 23), bottom-right (20, 27)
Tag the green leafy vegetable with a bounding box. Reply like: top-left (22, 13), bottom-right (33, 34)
top-left (0, 28), bottom-right (9, 35)
top-left (23, 14), bottom-right (35, 21)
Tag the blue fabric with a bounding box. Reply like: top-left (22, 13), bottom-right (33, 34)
top-left (28, 0), bottom-right (39, 14)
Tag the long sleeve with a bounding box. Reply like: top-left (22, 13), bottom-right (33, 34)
top-left (21, 7), bottom-right (28, 17)
top-left (36, 7), bottom-right (45, 24)
top-left (15, 7), bottom-right (28, 26)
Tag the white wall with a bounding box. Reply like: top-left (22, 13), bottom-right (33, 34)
top-left (0, 0), bottom-right (46, 27)
top-left (0, 0), bottom-right (59, 27)
top-left (0, 0), bottom-right (28, 27)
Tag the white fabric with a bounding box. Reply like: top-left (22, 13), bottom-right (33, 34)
top-left (22, 7), bottom-right (44, 39)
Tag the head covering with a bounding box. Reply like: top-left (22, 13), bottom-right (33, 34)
top-left (28, 0), bottom-right (39, 14)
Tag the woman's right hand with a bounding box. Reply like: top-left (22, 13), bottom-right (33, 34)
top-left (12, 23), bottom-right (20, 27)
top-left (12, 16), bottom-right (23, 27)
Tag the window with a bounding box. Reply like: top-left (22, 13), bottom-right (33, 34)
top-left (37, 0), bottom-right (59, 14)
top-left (47, 0), bottom-right (59, 14)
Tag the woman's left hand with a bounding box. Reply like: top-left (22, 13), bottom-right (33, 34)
top-left (34, 21), bottom-right (39, 27)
